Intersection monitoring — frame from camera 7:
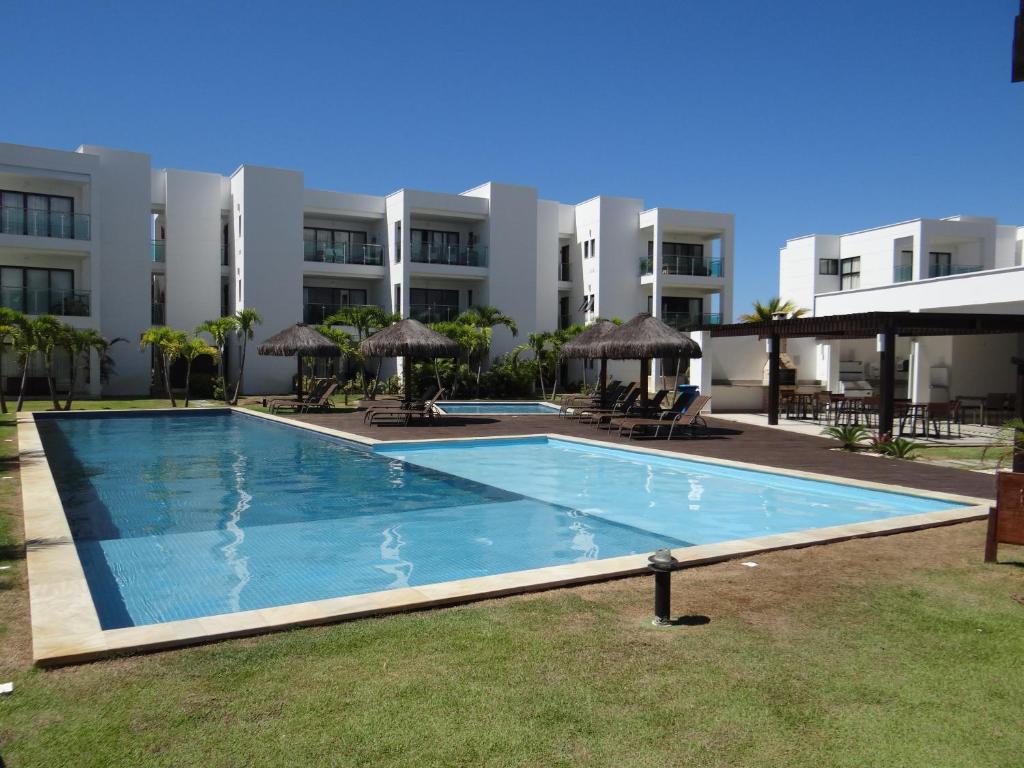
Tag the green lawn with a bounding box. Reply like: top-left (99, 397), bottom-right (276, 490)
top-left (0, 401), bottom-right (1022, 766)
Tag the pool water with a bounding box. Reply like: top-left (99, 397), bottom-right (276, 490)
top-left (37, 412), bottom-right (960, 629)
top-left (435, 402), bottom-right (559, 415)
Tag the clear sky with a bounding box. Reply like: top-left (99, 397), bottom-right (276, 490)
top-left (3, 0), bottom-right (1020, 317)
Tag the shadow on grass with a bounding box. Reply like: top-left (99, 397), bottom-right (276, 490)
top-left (669, 614), bottom-right (711, 627)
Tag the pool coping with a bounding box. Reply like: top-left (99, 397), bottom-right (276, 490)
top-left (20, 407), bottom-right (991, 666)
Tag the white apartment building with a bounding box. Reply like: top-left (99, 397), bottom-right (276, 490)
top-left (0, 141), bottom-right (734, 397)
top-left (777, 215), bottom-right (1024, 402)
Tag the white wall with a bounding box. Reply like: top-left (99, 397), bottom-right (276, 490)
top-left (232, 165), bottom-right (304, 394)
top-left (79, 145), bottom-right (153, 396)
top-left (164, 169), bottom-right (222, 333)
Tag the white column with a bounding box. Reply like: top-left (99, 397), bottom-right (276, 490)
top-left (817, 341), bottom-right (840, 392)
top-left (909, 339), bottom-right (929, 403)
top-left (688, 331), bottom-right (712, 412)
top-left (650, 216), bottom-right (663, 391)
top-left (913, 221), bottom-right (928, 281)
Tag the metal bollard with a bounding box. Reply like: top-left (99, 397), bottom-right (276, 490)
top-left (648, 548), bottom-right (679, 626)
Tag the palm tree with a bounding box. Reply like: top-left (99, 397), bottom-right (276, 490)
top-left (196, 316), bottom-right (239, 402)
top-left (31, 316), bottom-right (66, 410)
top-left (461, 305), bottom-right (518, 397)
top-left (740, 297), bottom-right (809, 322)
top-left (62, 327), bottom-right (111, 410)
top-left (528, 331), bottom-right (553, 399)
top-left (230, 308), bottom-right (262, 405)
top-left (12, 319), bottom-right (36, 412)
top-left (140, 326), bottom-right (187, 406)
top-left (323, 305), bottom-right (399, 399)
top-left (0, 308), bottom-right (27, 414)
top-left (180, 337), bottom-right (219, 407)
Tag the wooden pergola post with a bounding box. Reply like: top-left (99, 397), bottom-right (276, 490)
top-left (767, 334), bottom-right (780, 425)
top-left (877, 326), bottom-right (896, 438)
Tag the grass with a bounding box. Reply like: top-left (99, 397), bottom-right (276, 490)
top-left (0, 399), bottom-right (1022, 766)
top-left (915, 444), bottom-right (1012, 470)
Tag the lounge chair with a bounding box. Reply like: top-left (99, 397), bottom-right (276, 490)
top-left (298, 382), bottom-right (339, 413)
top-left (362, 384), bottom-right (440, 423)
top-left (367, 389), bottom-right (446, 426)
top-left (615, 395), bottom-right (712, 440)
top-left (577, 388), bottom-right (642, 427)
top-left (268, 379), bottom-right (329, 414)
top-left (559, 382), bottom-right (625, 418)
top-left (565, 384), bottom-right (636, 422)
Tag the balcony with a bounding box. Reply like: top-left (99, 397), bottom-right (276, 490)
top-left (303, 302), bottom-right (375, 325)
top-left (558, 263), bottom-right (571, 281)
top-left (1, 287), bottom-right (90, 317)
top-left (928, 264), bottom-right (983, 279)
top-left (410, 243), bottom-right (487, 267)
top-left (151, 302), bottom-right (165, 325)
top-left (639, 255), bottom-right (723, 277)
top-left (662, 312), bottom-right (721, 331)
top-left (410, 304), bottom-right (460, 324)
top-left (151, 239), bottom-right (166, 263)
top-left (1, 207), bottom-right (90, 241)
top-left (893, 265), bottom-right (913, 283)
top-left (303, 241), bottom-right (384, 266)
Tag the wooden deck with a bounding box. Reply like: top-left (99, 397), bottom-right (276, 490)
top-left (290, 409), bottom-right (996, 500)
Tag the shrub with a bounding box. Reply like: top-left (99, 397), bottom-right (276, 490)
top-left (821, 424), bottom-right (870, 451)
top-left (871, 435), bottom-right (921, 459)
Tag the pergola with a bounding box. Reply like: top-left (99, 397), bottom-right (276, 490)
top-left (699, 311), bottom-right (1024, 437)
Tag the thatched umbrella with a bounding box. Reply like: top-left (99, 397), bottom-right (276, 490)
top-left (561, 319), bottom-right (617, 405)
top-left (598, 313), bottom-right (702, 411)
top-left (360, 318), bottom-right (459, 403)
top-left (257, 323), bottom-right (340, 399)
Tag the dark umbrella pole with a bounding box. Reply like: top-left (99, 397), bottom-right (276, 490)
top-left (639, 357), bottom-right (649, 412)
top-left (296, 355), bottom-right (304, 399)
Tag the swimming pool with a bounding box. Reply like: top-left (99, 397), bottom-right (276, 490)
top-left (435, 401), bottom-right (560, 415)
top-left (35, 410), bottom-right (965, 633)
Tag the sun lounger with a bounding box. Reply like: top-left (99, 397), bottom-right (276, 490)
top-left (577, 389), bottom-right (642, 427)
top-left (297, 382), bottom-right (339, 413)
top-left (367, 389), bottom-right (446, 426)
top-left (559, 382), bottom-right (626, 418)
top-left (615, 395), bottom-right (712, 440)
top-left (268, 379), bottom-right (330, 414)
top-left (362, 384), bottom-right (440, 422)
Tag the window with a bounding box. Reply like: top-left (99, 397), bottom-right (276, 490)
top-left (303, 227), bottom-right (369, 262)
top-left (1, 190), bottom-right (76, 238)
top-left (302, 286), bottom-right (368, 323)
top-left (588, 294), bottom-right (595, 312)
top-left (394, 284), bottom-right (401, 313)
top-left (839, 257), bottom-right (861, 290)
top-left (394, 223), bottom-right (401, 263)
top-left (410, 288), bottom-right (459, 323)
top-left (894, 250), bottom-right (913, 283)
top-left (583, 240), bottom-right (590, 259)
top-left (1, 266), bottom-right (76, 315)
top-left (590, 238), bottom-right (596, 259)
top-left (928, 251), bottom-right (952, 278)
top-left (819, 258), bottom-right (839, 275)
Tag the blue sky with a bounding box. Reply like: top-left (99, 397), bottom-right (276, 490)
top-left (3, 0), bottom-right (1020, 317)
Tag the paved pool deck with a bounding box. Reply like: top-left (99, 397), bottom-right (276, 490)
top-left (290, 408), bottom-right (996, 500)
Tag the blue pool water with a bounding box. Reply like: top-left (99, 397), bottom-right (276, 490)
top-left (436, 402), bottom-right (559, 415)
top-left (37, 412), bottom-right (960, 629)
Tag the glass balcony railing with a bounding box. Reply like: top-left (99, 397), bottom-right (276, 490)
top-left (303, 241), bottom-right (384, 266)
top-left (893, 265), bottom-right (913, 283)
top-left (410, 243), bottom-right (487, 267)
top-left (410, 304), bottom-right (460, 324)
top-left (927, 264), bottom-right (983, 278)
top-left (1, 286), bottom-right (91, 317)
top-left (151, 302), bottom-right (165, 325)
top-left (302, 302), bottom-right (377, 325)
top-left (1, 207), bottom-right (90, 240)
top-left (151, 239), bottom-right (166, 262)
top-left (662, 312), bottom-right (722, 330)
top-left (639, 255), bottom-right (723, 277)
top-left (558, 263), bottom-right (571, 281)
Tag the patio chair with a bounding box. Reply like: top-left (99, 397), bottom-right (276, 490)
top-left (268, 379), bottom-right (329, 414)
top-left (609, 389), bottom-right (690, 432)
top-left (362, 384), bottom-right (440, 422)
top-left (927, 401), bottom-right (959, 439)
top-left (298, 382), bottom-right (339, 413)
top-left (616, 395), bottom-right (712, 440)
top-left (367, 389), bottom-right (446, 426)
top-left (984, 393), bottom-right (1012, 426)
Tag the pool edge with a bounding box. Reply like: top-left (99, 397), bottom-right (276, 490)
top-left (21, 409), bottom-right (992, 667)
